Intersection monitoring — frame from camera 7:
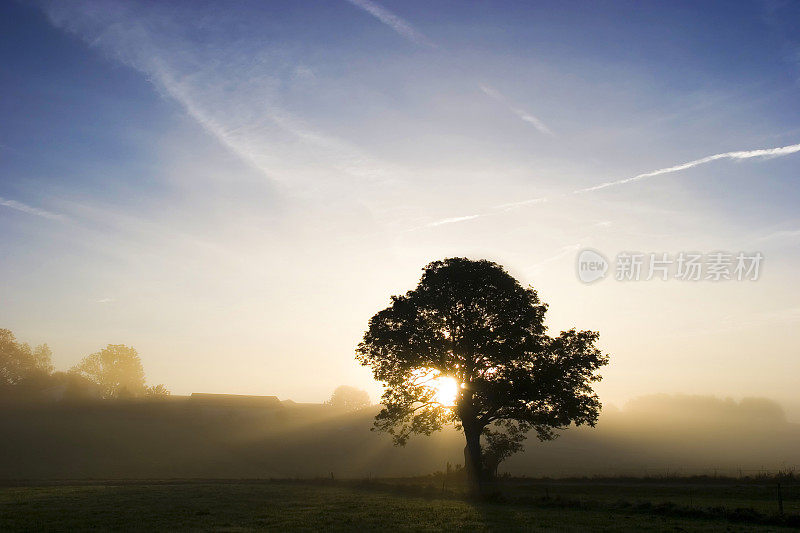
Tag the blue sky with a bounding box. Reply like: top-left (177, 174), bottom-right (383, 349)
top-left (1, 0), bottom-right (799, 409)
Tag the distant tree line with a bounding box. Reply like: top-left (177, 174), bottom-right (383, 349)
top-left (0, 328), bottom-right (169, 403)
top-left (325, 385), bottom-right (371, 411)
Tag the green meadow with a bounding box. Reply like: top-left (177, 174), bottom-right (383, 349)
top-left (1, 480), bottom-right (797, 532)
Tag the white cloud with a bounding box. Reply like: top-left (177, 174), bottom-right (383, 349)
top-left (345, 6), bottom-right (554, 138)
top-left (494, 196), bottom-right (548, 211)
top-left (529, 243), bottom-right (582, 271)
top-left (40, 1), bottom-right (395, 194)
top-left (419, 141), bottom-right (800, 229)
top-left (425, 214), bottom-right (481, 227)
top-left (0, 196), bottom-right (64, 221)
top-left (480, 85), bottom-right (553, 136)
top-left (756, 228), bottom-right (800, 241)
top-left (292, 65), bottom-right (316, 82)
top-left (344, 0), bottom-right (436, 48)
top-left (575, 142), bottom-right (800, 194)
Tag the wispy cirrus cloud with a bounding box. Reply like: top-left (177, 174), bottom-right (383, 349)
top-left (344, 0), bottom-right (436, 48)
top-left (344, 2), bottom-right (554, 137)
top-left (479, 85), bottom-right (554, 136)
top-left (756, 228), bottom-right (800, 241)
top-left (0, 196), bottom-right (65, 221)
top-left (40, 1), bottom-right (395, 194)
top-left (494, 196), bottom-right (548, 211)
top-left (529, 243), bottom-right (582, 271)
top-left (425, 214), bottom-right (481, 227)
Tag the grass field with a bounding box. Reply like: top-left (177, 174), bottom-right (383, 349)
top-left (1, 480), bottom-right (798, 532)
top-left (503, 479), bottom-right (798, 515)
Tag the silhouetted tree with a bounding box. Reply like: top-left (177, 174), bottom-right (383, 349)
top-left (357, 258), bottom-right (609, 491)
top-left (326, 385), bottom-right (371, 411)
top-left (70, 344), bottom-right (146, 399)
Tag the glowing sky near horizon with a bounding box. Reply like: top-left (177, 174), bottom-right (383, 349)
top-left (1, 0), bottom-right (799, 411)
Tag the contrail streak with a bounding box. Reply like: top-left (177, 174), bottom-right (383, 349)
top-left (344, 0), bottom-right (435, 48)
top-left (0, 197), bottom-right (64, 221)
top-left (344, 4), bottom-right (552, 136)
top-left (494, 197), bottom-right (548, 211)
top-left (426, 214), bottom-right (481, 227)
top-left (575, 142), bottom-right (800, 194)
top-left (480, 85), bottom-right (553, 136)
top-left (424, 141), bottom-right (800, 228)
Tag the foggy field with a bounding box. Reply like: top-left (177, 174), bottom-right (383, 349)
top-left (2, 399), bottom-right (799, 531)
top-left (2, 396), bottom-right (798, 481)
top-left (1, 481), bottom-right (796, 532)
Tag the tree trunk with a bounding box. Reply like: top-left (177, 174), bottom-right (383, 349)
top-left (463, 424), bottom-right (483, 494)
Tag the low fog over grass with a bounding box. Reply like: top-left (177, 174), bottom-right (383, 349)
top-left (1, 393), bottom-right (796, 480)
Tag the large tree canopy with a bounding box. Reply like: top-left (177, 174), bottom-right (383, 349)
top-left (356, 258), bottom-right (609, 488)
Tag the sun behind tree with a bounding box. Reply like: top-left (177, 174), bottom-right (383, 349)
top-left (356, 257), bottom-right (609, 492)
